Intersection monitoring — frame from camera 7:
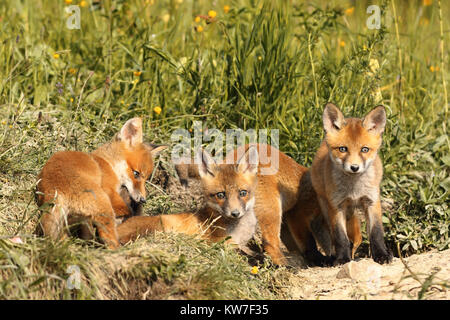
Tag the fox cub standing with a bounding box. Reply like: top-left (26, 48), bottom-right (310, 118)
top-left (310, 103), bottom-right (392, 264)
top-left (36, 118), bottom-right (165, 248)
top-left (117, 147), bottom-right (259, 248)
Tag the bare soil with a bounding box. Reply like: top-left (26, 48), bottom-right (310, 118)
top-left (285, 249), bottom-right (449, 300)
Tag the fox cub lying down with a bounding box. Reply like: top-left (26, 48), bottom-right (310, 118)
top-left (117, 146), bottom-right (259, 249)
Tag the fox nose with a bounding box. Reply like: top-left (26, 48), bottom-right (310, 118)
top-left (139, 197), bottom-right (147, 204)
top-left (350, 164), bottom-right (359, 172)
top-left (230, 210), bottom-right (240, 218)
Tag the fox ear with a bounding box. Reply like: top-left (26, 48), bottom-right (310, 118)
top-left (117, 118), bottom-right (143, 148)
top-left (196, 148), bottom-right (216, 178)
top-left (147, 144), bottom-right (168, 158)
top-left (323, 103), bottom-right (345, 133)
top-left (236, 146), bottom-right (259, 175)
top-left (363, 105), bottom-right (386, 135)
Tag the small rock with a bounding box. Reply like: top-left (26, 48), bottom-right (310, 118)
top-left (336, 260), bottom-right (382, 283)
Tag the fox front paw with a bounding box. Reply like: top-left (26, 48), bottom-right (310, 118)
top-left (372, 248), bottom-right (393, 264)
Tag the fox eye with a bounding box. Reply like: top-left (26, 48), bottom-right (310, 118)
top-left (215, 192), bottom-right (226, 199)
top-left (361, 147), bottom-right (370, 153)
top-left (239, 190), bottom-right (248, 197)
top-left (338, 146), bottom-right (348, 153)
top-left (133, 170), bottom-right (140, 179)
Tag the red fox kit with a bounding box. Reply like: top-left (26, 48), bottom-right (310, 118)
top-left (117, 147), bottom-right (259, 248)
top-left (308, 103), bottom-right (392, 264)
top-left (36, 118), bottom-right (165, 248)
top-left (175, 143), bottom-right (315, 265)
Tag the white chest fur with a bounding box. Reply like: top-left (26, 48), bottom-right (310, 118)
top-left (226, 209), bottom-right (257, 247)
top-left (330, 164), bottom-right (380, 209)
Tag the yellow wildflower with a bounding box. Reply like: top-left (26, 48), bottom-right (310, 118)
top-left (339, 40), bottom-right (346, 47)
top-left (208, 10), bottom-right (217, 18)
top-left (194, 16), bottom-right (201, 23)
top-left (430, 65), bottom-right (440, 72)
top-left (70, 98), bottom-right (74, 102)
top-left (162, 13), bottom-right (170, 23)
top-left (345, 7), bottom-right (355, 16)
top-left (64, 0), bottom-right (73, 4)
top-left (196, 25), bottom-right (204, 33)
top-left (79, 0), bottom-right (88, 8)
top-left (134, 71), bottom-right (142, 77)
top-left (153, 106), bottom-right (162, 115)
top-left (53, 53), bottom-right (60, 59)
top-left (68, 68), bottom-right (76, 74)
top-left (250, 266), bottom-right (258, 274)
top-left (223, 5), bottom-right (230, 14)
top-left (423, 0), bottom-right (432, 6)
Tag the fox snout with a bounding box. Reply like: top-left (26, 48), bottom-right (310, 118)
top-left (343, 159), bottom-right (363, 174)
top-left (225, 208), bottom-right (244, 219)
top-left (133, 193), bottom-right (146, 204)
top-left (230, 210), bottom-right (240, 218)
top-left (338, 157), bottom-right (369, 174)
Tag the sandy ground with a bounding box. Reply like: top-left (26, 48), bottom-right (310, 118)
top-left (285, 249), bottom-right (450, 300)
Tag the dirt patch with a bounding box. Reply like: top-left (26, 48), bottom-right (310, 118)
top-left (285, 249), bottom-right (450, 300)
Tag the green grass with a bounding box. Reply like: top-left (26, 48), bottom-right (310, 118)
top-left (0, 0), bottom-right (449, 299)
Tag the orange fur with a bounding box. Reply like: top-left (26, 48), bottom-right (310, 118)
top-left (306, 103), bottom-right (392, 264)
top-left (36, 118), bottom-right (165, 248)
top-left (118, 147), bottom-right (260, 248)
top-left (175, 143), bottom-right (310, 265)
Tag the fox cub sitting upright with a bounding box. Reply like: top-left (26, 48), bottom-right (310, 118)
top-left (36, 118), bottom-right (165, 248)
top-left (310, 103), bottom-right (393, 264)
top-left (117, 147), bottom-right (259, 249)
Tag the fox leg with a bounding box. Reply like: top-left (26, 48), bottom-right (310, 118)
top-left (319, 197), bottom-right (351, 265)
top-left (256, 196), bottom-right (286, 265)
top-left (85, 191), bottom-right (120, 249)
top-left (346, 215), bottom-right (362, 259)
top-left (286, 210), bottom-right (332, 266)
top-left (91, 212), bottom-right (119, 249)
top-left (365, 199), bottom-right (392, 264)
